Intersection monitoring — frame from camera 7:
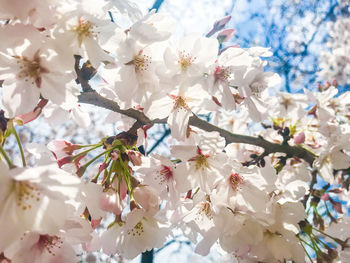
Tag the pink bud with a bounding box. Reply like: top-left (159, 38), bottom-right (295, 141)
top-left (14, 107), bottom-right (42, 125)
top-left (110, 149), bottom-right (120, 161)
top-left (293, 131), bottom-right (305, 144)
top-left (329, 197), bottom-right (343, 214)
top-left (57, 156), bottom-right (73, 168)
top-left (325, 81), bottom-right (330, 90)
top-left (98, 162), bottom-right (108, 173)
top-left (332, 79), bottom-right (338, 87)
top-left (206, 15), bottom-right (232, 37)
top-left (13, 98), bottom-right (48, 125)
top-left (128, 150), bottom-right (142, 166)
top-left (213, 15), bottom-right (231, 30)
top-left (329, 188), bottom-right (342, 194)
top-left (99, 189), bottom-right (123, 215)
top-left (321, 193), bottom-right (330, 201)
top-left (133, 185), bottom-right (160, 215)
top-left (217, 28), bottom-right (235, 43)
top-left (112, 178), bottom-right (128, 200)
top-left (48, 140), bottom-right (79, 159)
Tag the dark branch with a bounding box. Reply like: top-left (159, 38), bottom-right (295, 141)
top-left (78, 91), bottom-right (316, 165)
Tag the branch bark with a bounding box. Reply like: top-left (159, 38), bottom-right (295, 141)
top-left (78, 91), bottom-right (316, 165)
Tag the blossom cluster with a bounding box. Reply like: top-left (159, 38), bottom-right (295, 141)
top-left (0, 0), bottom-right (349, 263)
top-left (318, 16), bottom-right (350, 86)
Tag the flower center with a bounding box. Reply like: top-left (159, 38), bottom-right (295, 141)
top-left (126, 50), bottom-right (151, 72)
top-left (199, 202), bottom-right (212, 217)
top-left (37, 235), bottom-right (63, 256)
top-left (73, 18), bottom-right (93, 46)
top-left (128, 221), bottom-right (144, 237)
top-left (178, 51), bottom-right (196, 70)
top-left (229, 172), bottom-right (244, 191)
top-left (214, 66), bottom-right (231, 83)
top-left (15, 50), bottom-right (48, 88)
top-left (250, 79), bottom-right (267, 95)
top-left (159, 165), bottom-right (173, 181)
top-left (171, 95), bottom-right (190, 111)
top-left (134, 54), bottom-right (151, 72)
top-left (14, 181), bottom-right (41, 211)
top-left (189, 155), bottom-right (210, 172)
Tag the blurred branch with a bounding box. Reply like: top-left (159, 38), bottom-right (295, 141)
top-left (141, 250), bottom-right (153, 263)
top-left (148, 126), bottom-right (170, 154)
top-left (78, 91), bottom-right (316, 165)
top-left (302, 170), bottom-right (318, 207)
top-left (149, 0), bottom-right (165, 12)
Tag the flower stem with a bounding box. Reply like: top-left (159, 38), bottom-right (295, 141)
top-left (298, 236), bottom-right (314, 263)
top-left (73, 144), bottom-right (102, 161)
top-left (0, 145), bottom-right (15, 169)
top-left (12, 127), bottom-right (26, 167)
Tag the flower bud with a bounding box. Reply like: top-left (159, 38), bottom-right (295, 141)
top-left (133, 185), bottom-right (160, 215)
top-left (217, 28), bottom-right (235, 43)
top-left (112, 178), bottom-right (128, 200)
top-left (110, 149), bottom-right (120, 161)
top-left (293, 131), bottom-right (305, 144)
top-left (99, 189), bottom-right (123, 215)
top-left (128, 150), bottom-right (142, 166)
top-left (48, 139), bottom-right (79, 159)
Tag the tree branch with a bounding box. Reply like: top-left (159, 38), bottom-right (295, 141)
top-left (78, 91), bottom-right (316, 165)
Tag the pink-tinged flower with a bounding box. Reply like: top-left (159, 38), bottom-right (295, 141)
top-left (77, 182), bottom-right (106, 221)
top-left (5, 233), bottom-right (77, 263)
top-left (47, 140), bottom-right (80, 160)
top-left (135, 154), bottom-right (179, 206)
top-left (211, 161), bottom-right (273, 218)
top-left (202, 47), bottom-right (249, 111)
top-left (4, 218), bottom-right (92, 263)
top-left (0, 162), bottom-right (83, 252)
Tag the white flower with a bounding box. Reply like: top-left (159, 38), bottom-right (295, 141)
top-left (43, 102), bottom-right (91, 128)
top-left (171, 131), bottom-right (230, 193)
top-left (163, 34), bottom-right (218, 82)
top-left (0, 162), bottom-right (83, 252)
top-left (0, 0), bottom-right (59, 27)
top-left (0, 24), bottom-right (78, 118)
top-left (101, 208), bottom-right (169, 259)
top-left (129, 10), bottom-right (175, 44)
top-left (53, 7), bottom-right (123, 68)
top-left (144, 83), bottom-right (217, 141)
top-left (211, 161), bottom-right (274, 217)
